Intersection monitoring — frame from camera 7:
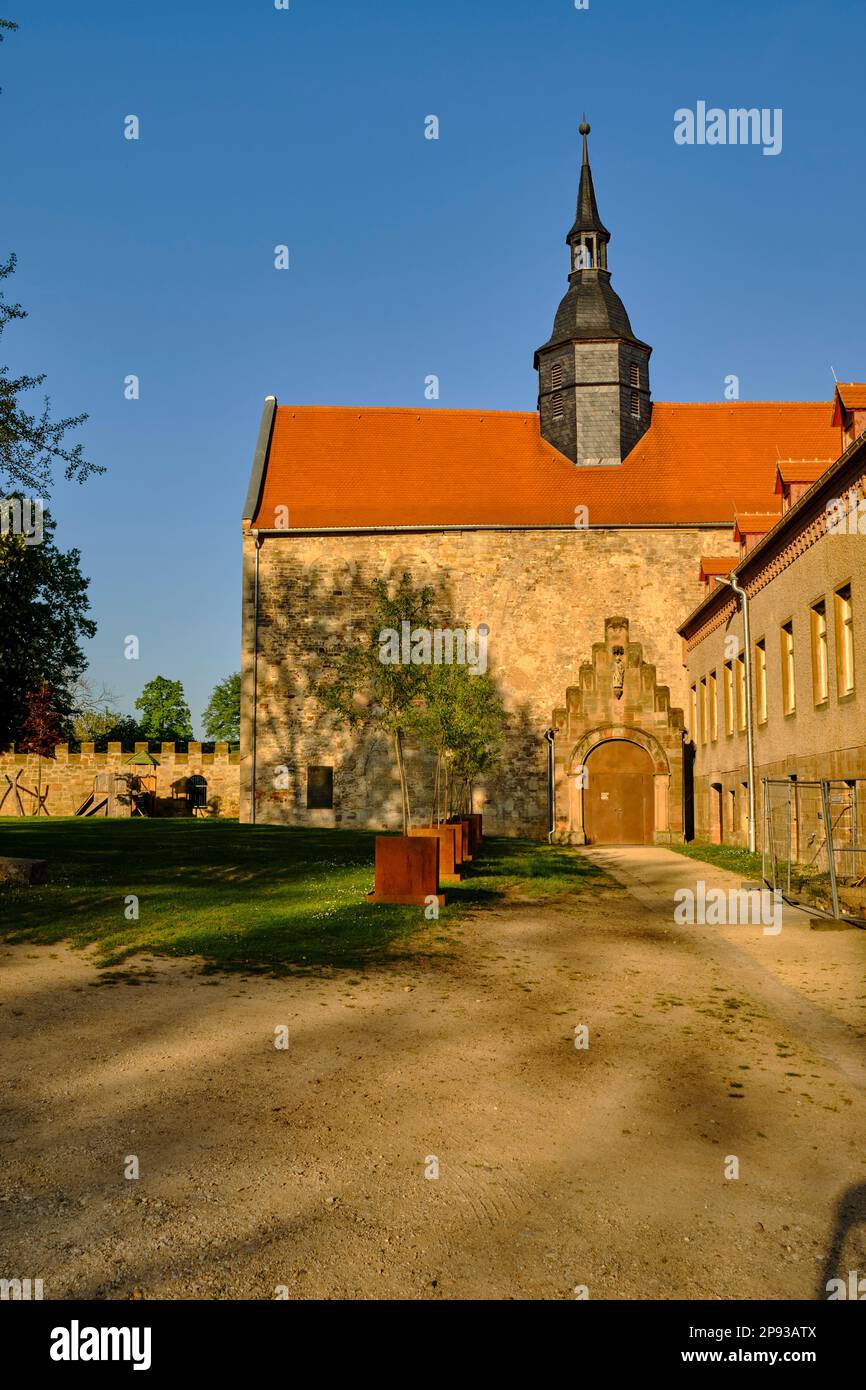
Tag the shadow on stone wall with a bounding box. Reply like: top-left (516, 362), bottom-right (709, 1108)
top-left (250, 559), bottom-right (547, 836)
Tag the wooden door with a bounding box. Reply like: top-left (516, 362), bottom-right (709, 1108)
top-left (584, 740), bottom-right (654, 845)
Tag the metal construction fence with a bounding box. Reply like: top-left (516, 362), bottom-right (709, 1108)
top-left (763, 778), bottom-right (866, 924)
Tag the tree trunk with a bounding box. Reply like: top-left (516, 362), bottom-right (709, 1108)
top-left (430, 751), bottom-right (441, 827)
top-left (393, 728), bottom-right (411, 835)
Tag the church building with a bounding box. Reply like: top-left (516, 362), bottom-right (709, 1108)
top-left (240, 124), bottom-right (843, 844)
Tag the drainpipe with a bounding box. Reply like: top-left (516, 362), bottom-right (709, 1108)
top-left (250, 532), bottom-right (262, 826)
top-left (719, 574), bottom-right (756, 854)
top-left (545, 728), bottom-right (556, 843)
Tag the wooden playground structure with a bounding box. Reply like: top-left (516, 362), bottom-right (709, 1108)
top-left (75, 751), bottom-right (160, 817)
top-left (1, 750), bottom-right (212, 819)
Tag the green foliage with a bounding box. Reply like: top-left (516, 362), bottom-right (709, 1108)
top-left (407, 662), bottom-right (505, 816)
top-left (134, 676), bottom-right (193, 743)
top-left (202, 672), bottom-right (241, 743)
top-left (318, 572), bottom-right (507, 825)
top-left (318, 573), bottom-right (435, 735)
top-left (67, 676), bottom-right (144, 749)
top-left (672, 840), bottom-right (764, 879)
top-left (317, 573), bottom-right (436, 831)
top-left (0, 822), bottom-right (612, 974)
top-left (0, 505), bottom-right (95, 745)
top-left (73, 711), bottom-right (143, 750)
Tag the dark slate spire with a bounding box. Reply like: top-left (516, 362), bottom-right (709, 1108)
top-left (568, 121), bottom-right (610, 241)
top-left (533, 120), bottom-right (653, 467)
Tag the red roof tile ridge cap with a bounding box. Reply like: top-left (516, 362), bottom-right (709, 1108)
top-left (273, 404), bottom-right (540, 419)
top-left (653, 399), bottom-right (830, 408)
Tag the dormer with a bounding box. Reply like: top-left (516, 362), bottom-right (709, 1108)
top-left (698, 556), bottom-right (736, 590)
top-left (732, 513), bottom-right (780, 560)
top-left (773, 459), bottom-right (833, 513)
top-left (831, 383), bottom-right (866, 451)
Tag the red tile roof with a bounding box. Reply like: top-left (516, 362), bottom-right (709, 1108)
top-left (733, 513), bottom-right (782, 544)
top-left (699, 556), bottom-right (737, 582)
top-left (250, 401), bottom-right (841, 530)
top-left (774, 458), bottom-right (834, 492)
top-left (837, 383), bottom-right (866, 408)
top-left (831, 383), bottom-right (866, 426)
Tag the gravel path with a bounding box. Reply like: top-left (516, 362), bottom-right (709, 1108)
top-left (1, 848), bottom-right (864, 1300)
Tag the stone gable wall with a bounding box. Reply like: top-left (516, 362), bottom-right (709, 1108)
top-left (241, 524), bottom-right (735, 835)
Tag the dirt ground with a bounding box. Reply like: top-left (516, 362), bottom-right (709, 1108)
top-left (1, 847), bottom-right (864, 1301)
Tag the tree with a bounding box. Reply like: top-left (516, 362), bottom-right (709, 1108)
top-left (202, 672), bottom-right (240, 743)
top-left (407, 662), bottom-right (505, 822)
top-left (94, 714), bottom-right (144, 749)
top-left (444, 670), bottom-right (505, 816)
top-left (1, 25), bottom-right (99, 495)
top-left (0, 504), bottom-right (95, 746)
top-left (134, 676), bottom-right (193, 743)
top-left (18, 679), bottom-right (65, 814)
top-left (317, 573), bottom-right (435, 834)
top-left (0, 257), bottom-right (100, 496)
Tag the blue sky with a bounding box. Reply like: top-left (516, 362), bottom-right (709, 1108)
top-left (4, 0), bottom-right (865, 734)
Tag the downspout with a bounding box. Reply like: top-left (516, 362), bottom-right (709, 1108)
top-left (250, 532), bottom-right (262, 825)
top-left (724, 573), bottom-right (757, 854)
top-left (545, 728), bottom-right (556, 843)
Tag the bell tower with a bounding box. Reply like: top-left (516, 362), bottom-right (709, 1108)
top-left (534, 121), bottom-right (652, 466)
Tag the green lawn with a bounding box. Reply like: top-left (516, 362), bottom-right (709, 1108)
top-left (0, 819), bottom-right (612, 975)
top-left (670, 839), bottom-right (765, 880)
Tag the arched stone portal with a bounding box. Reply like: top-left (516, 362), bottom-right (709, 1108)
top-left (552, 616), bottom-right (685, 845)
top-left (565, 725), bottom-right (671, 845)
top-left (584, 740), bottom-right (654, 845)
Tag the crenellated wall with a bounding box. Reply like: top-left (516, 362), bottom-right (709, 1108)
top-left (0, 742), bottom-right (240, 818)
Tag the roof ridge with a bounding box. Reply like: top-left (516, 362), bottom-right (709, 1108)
top-left (273, 400), bottom-right (832, 415)
top-left (274, 404), bottom-right (539, 419)
top-left (655, 400), bottom-right (830, 408)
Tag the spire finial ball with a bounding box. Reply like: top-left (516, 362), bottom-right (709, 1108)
top-left (579, 120), bottom-right (590, 136)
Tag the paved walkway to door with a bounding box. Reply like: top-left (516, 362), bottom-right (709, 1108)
top-left (581, 846), bottom-right (866, 1091)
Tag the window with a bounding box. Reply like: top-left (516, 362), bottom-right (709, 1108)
top-left (834, 583), bottom-right (855, 696)
top-left (630, 363), bottom-right (640, 388)
top-left (551, 390), bottom-right (564, 420)
top-left (735, 655), bottom-right (746, 732)
top-left (306, 765), bottom-right (334, 809)
top-left (630, 390), bottom-right (640, 418)
top-left (780, 620), bottom-right (795, 715)
top-left (811, 600), bottom-right (829, 705)
top-left (550, 362), bottom-right (564, 389)
top-left (755, 639), bottom-right (767, 724)
top-left (728, 788), bottom-right (736, 834)
top-left (708, 670), bottom-right (718, 741)
top-left (699, 678), bottom-right (708, 745)
top-left (690, 684), bottom-right (698, 743)
top-left (723, 661), bottom-right (734, 735)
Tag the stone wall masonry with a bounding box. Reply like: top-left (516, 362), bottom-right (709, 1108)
top-left (0, 743), bottom-right (240, 818)
top-left (241, 524), bottom-right (734, 835)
